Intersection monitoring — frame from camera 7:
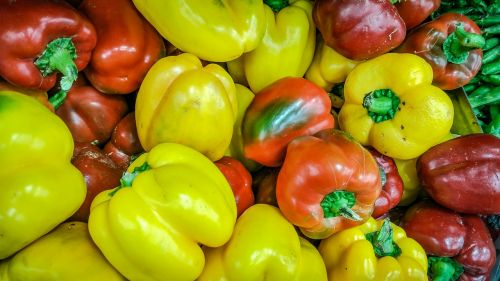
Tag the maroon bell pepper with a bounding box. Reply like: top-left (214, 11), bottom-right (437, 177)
top-left (417, 133), bottom-right (500, 215)
top-left (0, 0), bottom-right (97, 108)
top-left (393, 0), bottom-right (441, 30)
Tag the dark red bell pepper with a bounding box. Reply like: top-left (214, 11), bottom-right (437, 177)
top-left (417, 133), bottom-right (500, 214)
top-left (214, 156), bottom-right (254, 217)
top-left (252, 167), bottom-right (280, 207)
top-left (0, 0), bottom-right (97, 109)
top-left (369, 149), bottom-right (404, 219)
top-left (393, 0), bottom-right (441, 30)
top-left (401, 200), bottom-right (496, 281)
top-left (395, 13), bottom-right (485, 90)
top-left (79, 0), bottom-right (165, 94)
top-left (313, 0), bottom-right (406, 60)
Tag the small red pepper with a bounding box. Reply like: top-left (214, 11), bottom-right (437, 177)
top-left (252, 167), bottom-right (279, 207)
top-left (393, 0), bottom-right (441, 30)
top-left (395, 13), bottom-right (485, 90)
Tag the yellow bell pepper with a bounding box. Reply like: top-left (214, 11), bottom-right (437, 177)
top-left (0, 90), bottom-right (86, 259)
top-left (135, 53), bottom-right (237, 161)
top-left (319, 217), bottom-right (428, 281)
top-left (131, 0), bottom-right (266, 62)
top-left (0, 222), bottom-right (125, 281)
top-left (226, 0), bottom-right (316, 93)
top-left (338, 53), bottom-right (454, 160)
top-left (88, 142), bottom-right (237, 281)
top-left (198, 204), bottom-right (327, 281)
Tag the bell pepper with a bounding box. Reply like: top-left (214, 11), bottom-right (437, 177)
top-left (369, 149), bottom-right (404, 219)
top-left (417, 133), bottom-right (500, 214)
top-left (198, 204), bottom-right (328, 281)
top-left (313, 0), bottom-right (406, 61)
top-left (393, 0), bottom-right (442, 30)
top-left (338, 53), bottom-right (454, 160)
top-left (215, 156), bottom-right (255, 217)
top-left (305, 37), bottom-right (361, 92)
top-left (88, 142), bottom-right (236, 281)
top-left (393, 158), bottom-right (421, 206)
top-left (80, 0), bottom-right (165, 94)
top-left (395, 13), bottom-right (485, 90)
top-left (130, 0), bottom-right (266, 62)
top-left (276, 129), bottom-right (382, 239)
top-left (55, 81), bottom-right (128, 145)
top-left (0, 90), bottom-right (86, 259)
top-left (103, 112), bottom-right (144, 171)
top-left (0, 0), bottom-right (97, 109)
top-left (226, 0), bottom-right (316, 93)
top-left (401, 200), bottom-right (496, 281)
top-left (319, 217), bottom-right (428, 280)
top-left (0, 222), bottom-right (125, 281)
top-left (242, 77), bottom-right (334, 167)
top-left (135, 53), bottom-right (237, 161)
top-left (252, 167), bottom-right (280, 207)
top-left (0, 81), bottom-right (53, 112)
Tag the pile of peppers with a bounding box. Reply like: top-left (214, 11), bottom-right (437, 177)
top-left (0, 0), bottom-right (499, 281)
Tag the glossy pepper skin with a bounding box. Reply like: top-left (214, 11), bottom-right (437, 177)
top-left (417, 133), bottom-right (500, 214)
top-left (131, 0), bottom-right (266, 62)
top-left (339, 53), bottom-right (454, 160)
top-left (0, 222), bottom-right (125, 281)
top-left (319, 217), bottom-right (428, 280)
top-left (80, 0), bottom-right (165, 94)
top-left (88, 142), bottom-right (237, 281)
top-left (369, 149), bottom-right (404, 219)
top-left (401, 200), bottom-right (496, 281)
top-left (276, 129), bottom-right (382, 239)
top-left (242, 77), bottom-right (334, 167)
top-left (0, 0), bottom-right (96, 108)
top-left (393, 0), bottom-right (441, 30)
top-left (395, 13), bottom-right (484, 90)
top-left (227, 0), bottom-right (316, 93)
top-left (0, 90), bottom-right (86, 259)
top-left (135, 53), bottom-right (237, 161)
top-left (313, 0), bottom-right (406, 61)
top-left (198, 204), bottom-right (328, 281)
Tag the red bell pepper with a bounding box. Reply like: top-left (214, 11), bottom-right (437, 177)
top-left (252, 167), bottom-right (280, 207)
top-left (313, 0), bottom-right (406, 60)
top-left (395, 13), bottom-right (485, 90)
top-left (276, 129), bottom-right (382, 239)
top-left (393, 0), bottom-right (441, 30)
top-left (242, 77), bottom-right (334, 167)
top-left (79, 0), bottom-right (165, 94)
top-left (401, 200), bottom-right (496, 281)
top-left (417, 133), bottom-right (500, 214)
top-left (368, 149), bottom-right (404, 219)
top-left (0, 0), bottom-right (97, 108)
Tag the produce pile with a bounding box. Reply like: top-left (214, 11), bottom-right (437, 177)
top-left (0, 0), bottom-right (499, 280)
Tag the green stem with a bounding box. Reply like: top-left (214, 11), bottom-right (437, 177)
top-left (365, 219), bottom-right (402, 258)
top-left (363, 89), bottom-right (400, 123)
top-left (428, 257), bottom-right (464, 281)
top-left (264, 0), bottom-right (289, 12)
top-left (443, 24), bottom-right (485, 64)
top-left (108, 162), bottom-right (151, 197)
top-left (320, 190), bottom-right (362, 221)
top-left (48, 90), bottom-right (67, 110)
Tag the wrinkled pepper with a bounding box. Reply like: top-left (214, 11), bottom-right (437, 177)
top-left (339, 53), bottom-right (454, 160)
top-left (0, 222), bottom-right (125, 281)
top-left (88, 142), bottom-right (237, 281)
top-left (401, 200), bottom-right (496, 281)
top-left (319, 217), bottom-right (428, 280)
top-left (313, 0), bottom-right (406, 61)
top-left (135, 53), bottom-right (237, 161)
top-left (242, 77), bottom-right (334, 167)
top-left (417, 133), bottom-right (500, 214)
top-left (395, 13), bottom-right (485, 90)
top-left (393, 0), bottom-right (441, 30)
top-left (0, 0), bottom-right (97, 108)
top-left (198, 204), bottom-right (328, 281)
top-left (0, 90), bottom-right (86, 259)
top-left (80, 0), bottom-right (165, 94)
top-left (226, 0), bottom-right (316, 93)
top-left (131, 0), bottom-right (266, 62)
top-left (276, 129), bottom-right (382, 239)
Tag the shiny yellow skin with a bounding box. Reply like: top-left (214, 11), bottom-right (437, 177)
top-left (88, 142), bottom-right (237, 281)
top-left (0, 222), bottom-right (125, 281)
top-left (339, 53), bottom-right (454, 160)
top-left (226, 0), bottom-right (316, 93)
top-left (135, 53), bottom-right (238, 161)
top-left (131, 0), bottom-right (265, 62)
top-left (198, 204), bottom-right (328, 281)
top-left (319, 217), bottom-right (428, 281)
top-left (305, 37), bottom-right (361, 91)
top-left (0, 91), bottom-right (86, 259)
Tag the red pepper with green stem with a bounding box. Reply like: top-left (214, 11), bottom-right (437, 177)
top-left (0, 0), bottom-right (97, 109)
